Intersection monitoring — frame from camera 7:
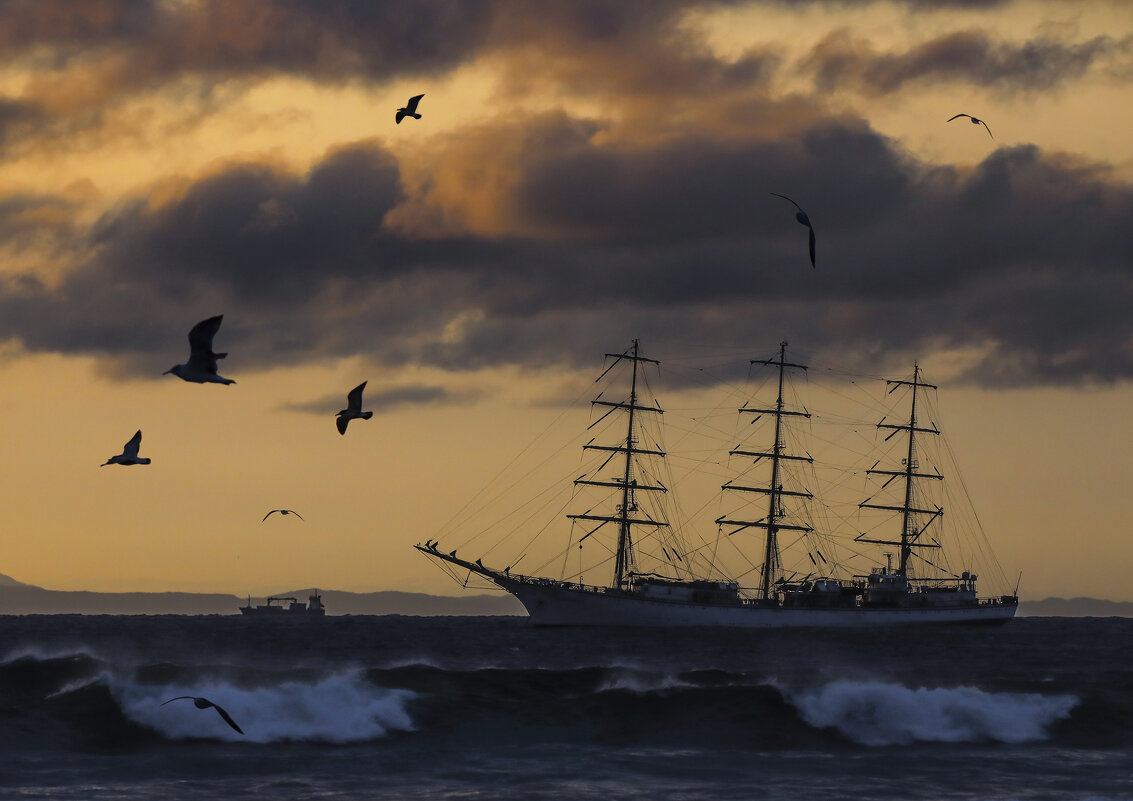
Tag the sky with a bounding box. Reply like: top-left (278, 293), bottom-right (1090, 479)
top-left (0, 0), bottom-right (1130, 601)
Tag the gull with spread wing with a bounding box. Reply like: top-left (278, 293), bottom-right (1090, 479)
top-left (161, 696), bottom-right (244, 735)
top-left (164, 315), bottom-right (235, 385)
top-left (396, 94), bottom-right (424, 124)
top-left (947, 113), bottom-right (993, 139)
top-left (770, 193), bottom-right (817, 269)
top-left (101, 430), bottom-right (151, 467)
top-left (336, 381), bottom-right (373, 435)
top-left (263, 509), bottom-right (303, 522)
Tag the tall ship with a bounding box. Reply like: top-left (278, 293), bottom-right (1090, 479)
top-left (416, 341), bottom-right (1018, 627)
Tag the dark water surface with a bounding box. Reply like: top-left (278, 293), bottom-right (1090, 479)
top-left (1, 615), bottom-right (1130, 800)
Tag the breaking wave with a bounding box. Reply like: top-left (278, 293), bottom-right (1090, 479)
top-left (113, 673), bottom-right (415, 743)
top-left (595, 668), bottom-right (692, 694)
top-left (785, 680), bottom-right (1078, 746)
top-left (0, 649), bottom-right (1104, 752)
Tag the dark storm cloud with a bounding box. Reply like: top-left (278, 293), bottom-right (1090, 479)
top-left (0, 0), bottom-right (746, 95)
top-left (802, 29), bottom-right (1133, 95)
top-left (283, 384), bottom-right (476, 415)
top-left (0, 0), bottom-right (774, 156)
top-left (505, 116), bottom-right (911, 246)
top-left (0, 0), bottom-right (493, 81)
top-left (0, 0), bottom-right (1089, 101)
top-left (2, 0), bottom-right (1114, 163)
top-left (1, 118), bottom-right (1130, 388)
top-left (0, 139), bottom-right (506, 371)
top-left (88, 143), bottom-right (407, 300)
top-left (0, 0), bottom-right (1041, 117)
top-left (761, 0), bottom-right (1009, 5)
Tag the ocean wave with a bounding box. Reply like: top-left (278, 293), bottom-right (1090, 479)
top-left (112, 673), bottom-right (416, 743)
top-left (595, 668), bottom-right (692, 694)
top-left (0, 652), bottom-right (106, 707)
top-left (784, 680), bottom-right (1078, 746)
top-left (1, 644), bottom-right (99, 664)
top-left (0, 648), bottom-right (1106, 752)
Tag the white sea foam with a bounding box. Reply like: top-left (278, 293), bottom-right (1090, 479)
top-left (113, 673), bottom-right (415, 743)
top-left (0, 645), bottom-right (103, 664)
top-left (596, 668), bottom-right (690, 693)
top-left (785, 680), bottom-right (1077, 746)
top-left (45, 677), bottom-right (104, 699)
top-left (377, 656), bottom-right (446, 670)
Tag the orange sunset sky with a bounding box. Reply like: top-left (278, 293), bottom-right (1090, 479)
top-left (0, 0), bottom-right (1130, 601)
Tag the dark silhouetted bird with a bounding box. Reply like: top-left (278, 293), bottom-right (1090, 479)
top-left (770, 193), bottom-right (816, 268)
top-left (164, 315), bottom-right (235, 384)
top-left (396, 94), bottom-right (424, 124)
top-left (263, 509), bottom-right (303, 521)
top-left (336, 381), bottom-right (373, 435)
top-left (161, 696), bottom-right (244, 735)
top-left (947, 113), bottom-right (993, 139)
top-left (101, 430), bottom-right (151, 467)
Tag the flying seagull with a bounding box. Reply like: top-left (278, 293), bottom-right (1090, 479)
top-left (263, 509), bottom-right (303, 521)
top-left (164, 315), bottom-right (235, 384)
top-left (336, 381), bottom-right (373, 435)
top-left (396, 94), bottom-right (424, 124)
top-left (101, 430), bottom-right (151, 467)
top-left (947, 113), bottom-right (993, 139)
top-left (161, 696), bottom-right (245, 735)
top-left (770, 193), bottom-right (816, 268)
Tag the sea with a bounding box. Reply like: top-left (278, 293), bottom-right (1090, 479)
top-left (1, 614), bottom-right (1130, 801)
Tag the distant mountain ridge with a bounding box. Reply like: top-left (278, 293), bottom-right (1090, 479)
top-left (0, 576), bottom-right (1127, 617)
top-left (0, 577), bottom-right (523, 616)
top-left (1016, 597), bottom-right (1133, 618)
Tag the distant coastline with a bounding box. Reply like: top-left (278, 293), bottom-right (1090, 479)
top-left (0, 574), bottom-right (523, 616)
top-left (1015, 597), bottom-right (1133, 618)
top-left (0, 574), bottom-right (1127, 617)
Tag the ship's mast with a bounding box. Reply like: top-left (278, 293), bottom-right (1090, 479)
top-left (568, 340), bottom-right (668, 588)
top-left (716, 342), bottom-right (813, 599)
top-left (857, 363), bottom-right (944, 576)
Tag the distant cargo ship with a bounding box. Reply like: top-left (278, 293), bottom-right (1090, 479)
top-left (240, 592), bottom-right (326, 616)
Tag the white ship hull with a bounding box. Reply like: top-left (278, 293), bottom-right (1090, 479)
top-left (503, 579), bottom-right (1018, 628)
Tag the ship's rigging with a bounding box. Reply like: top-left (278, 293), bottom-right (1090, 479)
top-left (716, 342), bottom-right (815, 599)
top-left (418, 340), bottom-right (1015, 622)
top-left (567, 340), bottom-right (668, 588)
top-left (855, 364), bottom-right (944, 578)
